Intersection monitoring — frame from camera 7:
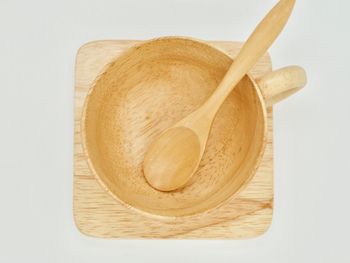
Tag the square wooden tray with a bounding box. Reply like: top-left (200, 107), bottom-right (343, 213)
top-left (73, 39), bottom-right (273, 239)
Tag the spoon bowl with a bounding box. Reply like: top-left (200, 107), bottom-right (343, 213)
top-left (144, 127), bottom-right (201, 191)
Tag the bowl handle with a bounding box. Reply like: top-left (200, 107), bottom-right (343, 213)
top-left (256, 66), bottom-right (307, 107)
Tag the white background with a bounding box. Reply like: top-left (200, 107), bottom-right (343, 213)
top-left (1, 0), bottom-right (349, 262)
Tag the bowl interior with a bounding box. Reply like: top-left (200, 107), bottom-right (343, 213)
top-left (83, 38), bottom-right (266, 217)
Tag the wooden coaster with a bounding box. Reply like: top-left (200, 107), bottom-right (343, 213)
top-left (74, 40), bottom-right (273, 239)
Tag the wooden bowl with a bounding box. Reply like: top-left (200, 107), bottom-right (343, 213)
top-left (82, 37), bottom-right (306, 217)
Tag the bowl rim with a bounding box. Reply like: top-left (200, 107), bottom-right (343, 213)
top-left (80, 36), bottom-right (269, 218)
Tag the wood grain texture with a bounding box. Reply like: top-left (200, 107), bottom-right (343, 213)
top-left (83, 38), bottom-right (270, 216)
top-left (74, 39), bottom-right (273, 239)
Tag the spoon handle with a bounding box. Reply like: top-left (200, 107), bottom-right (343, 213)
top-left (204, 0), bottom-right (296, 114)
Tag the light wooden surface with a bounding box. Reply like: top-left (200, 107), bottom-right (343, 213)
top-left (74, 39), bottom-right (274, 239)
top-left (143, 0), bottom-right (295, 191)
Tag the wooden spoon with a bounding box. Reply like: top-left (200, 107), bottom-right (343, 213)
top-left (143, 0), bottom-right (296, 191)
